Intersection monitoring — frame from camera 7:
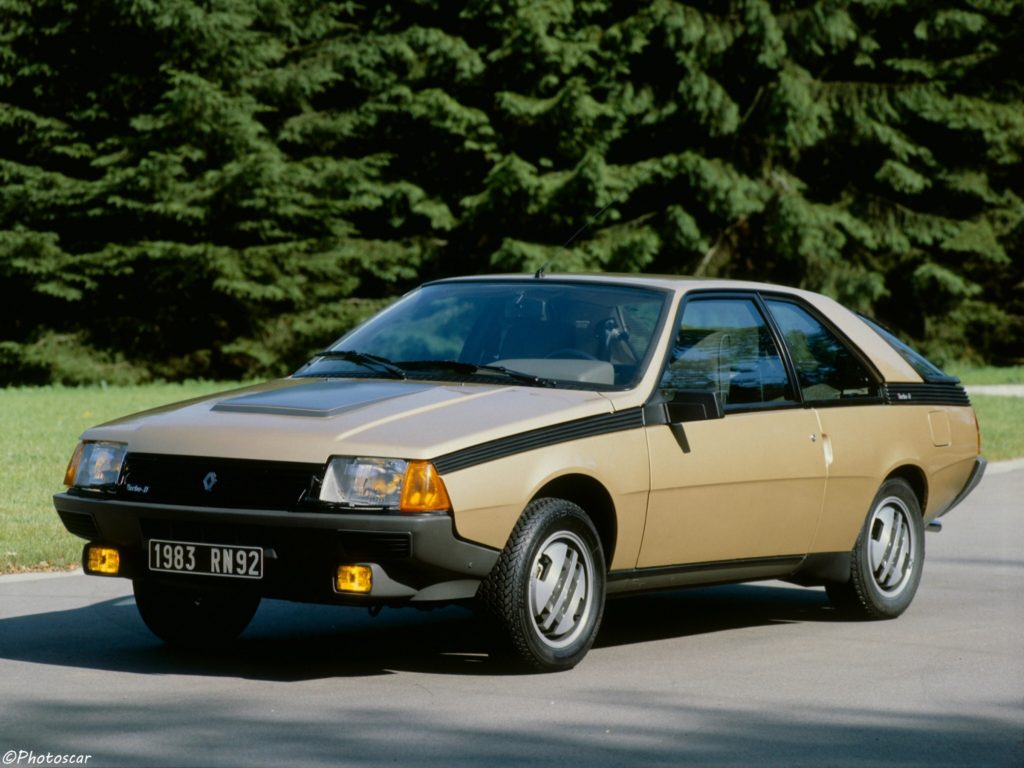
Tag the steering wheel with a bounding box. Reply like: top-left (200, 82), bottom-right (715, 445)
top-left (544, 349), bottom-right (599, 360)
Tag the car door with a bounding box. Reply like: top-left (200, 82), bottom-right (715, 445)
top-left (762, 297), bottom-right (890, 553)
top-left (637, 294), bottom-right (828, 568)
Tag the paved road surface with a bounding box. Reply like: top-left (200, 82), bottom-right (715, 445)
top-left (1, 467), bottom-right (1021, 767)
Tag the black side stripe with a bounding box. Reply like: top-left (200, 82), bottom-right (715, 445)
top-left (882, 383), bottom-right (971, 407)
top-left (433, 407), bottom-right (645, 475)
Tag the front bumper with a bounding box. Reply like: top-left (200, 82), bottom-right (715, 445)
top-left (53, 492), bottom-right (498, 605)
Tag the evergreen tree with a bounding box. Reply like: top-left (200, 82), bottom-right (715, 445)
top-left (456, 0), bottom-right (1024, 362)
top-left (1, 0), bottom-right (1020, 384)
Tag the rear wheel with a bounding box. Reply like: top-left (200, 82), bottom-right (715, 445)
top-left (133, 579), bottom-right (260, 648)
top-left (827, 478), bottom-right (924, 619)
top-left (478, 498), bottom-right (606, 671)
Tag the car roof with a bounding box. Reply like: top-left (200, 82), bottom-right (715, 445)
top-left (430, 272), bottom-right (803, 293)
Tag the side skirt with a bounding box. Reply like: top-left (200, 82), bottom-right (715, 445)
top-left (606, 555), bottom-right (804, 596)
top-left (606, 552), bottom-right (854, 595)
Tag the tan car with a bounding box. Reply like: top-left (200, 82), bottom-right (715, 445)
top-left (54, 274), bottom-right (985, 671)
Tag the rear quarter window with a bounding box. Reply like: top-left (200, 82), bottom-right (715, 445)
top-left (766, 299), bottom-right (875, 402)
top-left (858, 316), bottom-right (959, 384)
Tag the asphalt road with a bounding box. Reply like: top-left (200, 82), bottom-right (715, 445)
top-left (1, 467), bottom-right (1021, 768)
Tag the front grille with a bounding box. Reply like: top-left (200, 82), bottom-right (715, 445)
top-left (58, 510), bottom-right (100, 539)
top-left (120, 453), bottom-right (322, 510)
top-left (341, 532), bottom-right (412, 559)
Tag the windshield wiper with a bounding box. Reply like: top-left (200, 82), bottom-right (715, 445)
top-left (313, 350), bottom-right (407, 379)
top-left (399, 360), bottom-right (556, 388)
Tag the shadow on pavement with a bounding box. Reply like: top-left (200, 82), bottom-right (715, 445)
top-left (3, 581), bottom-right (1021, 767)
top-left (0, 581), bottom-right (840, 680)
top-left (4, 681), bottom-right (1022, 768)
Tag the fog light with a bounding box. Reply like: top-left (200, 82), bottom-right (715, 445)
top-left (336, 564), bottom-right (373, 594)
top-left (85, 545), bottom-right (121, 576)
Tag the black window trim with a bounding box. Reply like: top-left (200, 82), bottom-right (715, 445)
top-left (652, 289), bottom-right (887, 416)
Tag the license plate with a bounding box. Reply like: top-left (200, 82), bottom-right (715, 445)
top-left (148, 539), bottom-right (263, 580)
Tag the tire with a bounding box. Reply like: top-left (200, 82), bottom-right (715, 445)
top-left (478, 498), bottom-right (606, 672)
top-left (827, 478), bottom-right (925, 619)
top-left (133, 579), bottom-right (260, 648)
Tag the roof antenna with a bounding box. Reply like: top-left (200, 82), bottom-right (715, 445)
top-left (533, 197), bottom-right (619, 279)
top-left (561, 199), bottom-right (616, 251)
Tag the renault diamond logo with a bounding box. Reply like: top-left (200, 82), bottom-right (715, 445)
top-left (202, 471), bottom-right (218, 492)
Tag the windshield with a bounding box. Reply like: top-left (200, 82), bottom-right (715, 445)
top-left (295, 280), bottom-right (670, 390)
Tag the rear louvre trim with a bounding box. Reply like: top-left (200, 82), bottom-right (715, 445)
top-left (881, 383), bottom-right (970, 407)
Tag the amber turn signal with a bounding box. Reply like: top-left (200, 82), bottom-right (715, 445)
top-left (336, 564), bottom-right (373, 594)
top-left (399, 461), bottom-right (451, 513)
top-left (85, 545), bottom-right (121, 576)
top-left (64, 442), bottom-right (84, 486)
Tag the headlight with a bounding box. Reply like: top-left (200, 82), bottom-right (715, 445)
top-left (64, 441), bottom-right (127, 488)
top-left (319, 457), bottom-right (451, 513)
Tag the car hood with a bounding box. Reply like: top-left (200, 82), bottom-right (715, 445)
top-left (81, 378), bottom-right (619, 466)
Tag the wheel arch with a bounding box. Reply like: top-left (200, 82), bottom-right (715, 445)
top-left (532, 474), bottom-right (617, 568)
top-left (884, 464), bottom-right (928, 515)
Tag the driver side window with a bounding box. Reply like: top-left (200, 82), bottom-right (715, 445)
top-left (661, 297), bottom-right (796, 409)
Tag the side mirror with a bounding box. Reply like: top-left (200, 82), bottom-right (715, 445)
top-left (645, 390), bottom-right (724, 427)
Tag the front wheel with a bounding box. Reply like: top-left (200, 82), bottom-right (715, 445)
top-left (478, 498), bottom-right (606, 672)
top-left (827, 478), bottom-right (924, 619)
top-left (133, 579), bottom-right (260, 648)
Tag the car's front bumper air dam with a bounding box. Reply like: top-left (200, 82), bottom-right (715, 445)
top-left (53, 492), bottom-right (499, 604)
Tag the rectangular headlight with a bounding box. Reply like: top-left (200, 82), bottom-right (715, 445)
top-left (319, 457), bottom-right (451, 513)
top-left (66, 441), bottom-right (127, 488)
top-left (320, 457), bottom-right (407, 507)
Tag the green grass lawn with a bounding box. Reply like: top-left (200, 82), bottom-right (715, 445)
top-left (947, 363), bottom-right (1024, 385)
top-left (2, 373), bottom-right (1022, 574)
top-left (954, 365), bottom-right (1024, 462)
top-left (971, 395), bottom-right (1024, 464)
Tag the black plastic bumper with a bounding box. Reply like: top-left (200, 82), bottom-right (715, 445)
top-left (54, 492), bottom-right (498, 605)
top-left (936, 456), bottom-right (987, 518)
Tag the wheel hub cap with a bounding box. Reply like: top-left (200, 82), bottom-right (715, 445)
top-left (868, 496), bottom-right (916, 596)
top-left (529, 531), bottom-right (593, 649)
